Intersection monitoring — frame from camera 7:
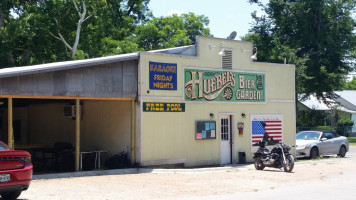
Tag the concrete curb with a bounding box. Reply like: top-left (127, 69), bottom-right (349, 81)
top-left (32, 164), bottom-right (253, 180)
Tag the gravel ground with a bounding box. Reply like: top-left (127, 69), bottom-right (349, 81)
top-left (17, 147), bottom-right (356, 200)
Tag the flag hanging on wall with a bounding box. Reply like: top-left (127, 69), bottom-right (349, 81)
top-left (251, 115), bottom-right (283, 152)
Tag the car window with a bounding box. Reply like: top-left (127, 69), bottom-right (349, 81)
top-left (321, 132), bottom-right (335, 140)
top-left (0, 142), bottom-right (10, 150)
top-left (296, 132), bottom-right (321, 140)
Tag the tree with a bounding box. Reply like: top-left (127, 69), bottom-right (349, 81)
top-left (0, 1), bottom-right (211, 67)
top-left (134, 13), bottom-right (211, 50)
top-left (245, 0), bottom-right (356, 101)
top-left (0, 0), bottom-right (152, 67)
top-left (50, 0), bottom-right (93, 59)
top-left (343, 76), bottom-right (356, 90)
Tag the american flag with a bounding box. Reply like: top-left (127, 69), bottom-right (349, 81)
top-left (251, 120), bottom-right (283, 144)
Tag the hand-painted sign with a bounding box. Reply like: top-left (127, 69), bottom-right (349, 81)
top-left (250, 115), bottom-right (283, 152)
top-left (149, 61), bottom-right (177, 90)
top-left (184, 69), bottom-right (265, 102)
top-left (143, 102), bottom-right (185, 112)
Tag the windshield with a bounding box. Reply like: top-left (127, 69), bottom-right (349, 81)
top-left (0, 142), bottom-right (10, 150)
top-left (296, 131), bottom-right (321, 140)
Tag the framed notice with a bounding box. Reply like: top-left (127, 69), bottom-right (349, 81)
top-left (195, 120), bottom-right (216, 140)
top-left (149, 61), bottom-right (177, 90)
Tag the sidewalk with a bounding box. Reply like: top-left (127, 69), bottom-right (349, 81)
top-left (33, 163), bottom-right (253, 180)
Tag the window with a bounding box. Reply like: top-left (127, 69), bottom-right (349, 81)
top-left (221, 49), bottom-right (232, 69)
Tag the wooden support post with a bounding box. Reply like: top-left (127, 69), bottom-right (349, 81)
top-left (7, 98), bottom-right (13, 149)
top-left (75, 99), bottom-right (81, 171)
top-left (131, 100), bottom-right (135, 165)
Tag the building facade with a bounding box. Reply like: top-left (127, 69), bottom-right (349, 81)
top-left (0, 36), bottom-right (296, 170)
top-left (137, 36), bottom-right (296, 166)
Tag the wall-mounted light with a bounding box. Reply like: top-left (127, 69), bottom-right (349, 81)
top-left (241, 113), bottom-right (246, 118)
top-left (218, 49), bottom-right (225, 56)
top-left (251, 47), bottom-right (258, 60)
top-left (238, 122), bottom-right (244, 135)
top-left (210, 113), bottom-right (214, 118)
top-left (241, 47), bottom-right (258, 60)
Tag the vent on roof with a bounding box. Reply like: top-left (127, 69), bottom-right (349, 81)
top-left (221, 49), bottom-right (232, 69)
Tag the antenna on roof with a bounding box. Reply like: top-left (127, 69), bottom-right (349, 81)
top-left (227, 31), bottom-right (237, 40)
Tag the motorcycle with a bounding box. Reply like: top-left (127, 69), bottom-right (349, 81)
top-left (253, 140), bottom-right (294, 172)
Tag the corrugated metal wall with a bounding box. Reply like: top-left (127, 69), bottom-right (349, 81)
top-left (0, 60), bottom-right (138, 98)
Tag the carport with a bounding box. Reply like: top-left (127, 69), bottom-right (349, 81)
top-left (0, 53), bottom-right (139, 172)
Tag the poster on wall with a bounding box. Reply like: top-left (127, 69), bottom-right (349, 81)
top-left (195, 121), bottom-right (216, 140)
top-left (184, 68), bottom-right (265, 102)
top-left (149, 61), bottom-right (177, 90)
top-left (250, 115), bottom-right (283, 152)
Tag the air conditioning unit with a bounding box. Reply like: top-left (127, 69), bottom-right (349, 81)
top-left (63, 105), bottom-right (76, 117)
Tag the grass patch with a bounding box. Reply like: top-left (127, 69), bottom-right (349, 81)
top-left (348, 137), bottom-right (356, 146)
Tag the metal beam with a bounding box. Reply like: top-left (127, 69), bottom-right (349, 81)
top-left (75, 99), bottom-right (81, 171)
top-left (7, 98), bottom-right (13, 149)
top-left (131, 100), bottom-right (135, 165)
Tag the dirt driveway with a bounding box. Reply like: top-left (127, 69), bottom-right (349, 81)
top-left (19, 147), bottom-right (356, 200)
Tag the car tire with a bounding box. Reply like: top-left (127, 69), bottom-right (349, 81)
top-left (337, 145), bottom-right (347, 158)
top-left (0, 190), bottom-right (22, 200)
top-left (310, 147), bottom-right (319, 159)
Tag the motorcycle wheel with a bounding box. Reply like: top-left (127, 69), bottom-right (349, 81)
top-left (254, 157), bottom-right (265, 170)
top-left (283, 154), bottom-right (294, 173)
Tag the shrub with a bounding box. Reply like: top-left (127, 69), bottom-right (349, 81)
top-left (104, 151), bottom-right (131, 169)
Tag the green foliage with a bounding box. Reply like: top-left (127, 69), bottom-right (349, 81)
top-left (343, 77), bottom-right (356, 90)
top-left (315, 126), bottom-right (334, 131)
top-left (297, 109), bottom-right (328, 128)
top-left (245, 0), bottom-right (356, 101)
top-left (337, 117), bottom-right (354, 126)
top-left (134, 13), bottom-right (211, 50)
top-left (0, 0), bottom-right (211, 67)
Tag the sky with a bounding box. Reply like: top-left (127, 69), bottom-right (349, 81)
top-left (148, 0), bottom-right (267, 40)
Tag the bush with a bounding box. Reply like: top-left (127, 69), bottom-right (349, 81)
top-left (104, 151), bottom-right (131, 169)
top-left (314, 126), bottom-right (334, 131)
top-left (337, 117), bottom-right (354, 126)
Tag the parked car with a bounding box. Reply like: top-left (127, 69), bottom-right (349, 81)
top-left (296, 130), bottom-right (349, 159)
top-left (0, 140), bottom-right (33, 200)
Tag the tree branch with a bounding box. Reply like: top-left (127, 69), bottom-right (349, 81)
top-left (72, 0), bottom-right (81, 17)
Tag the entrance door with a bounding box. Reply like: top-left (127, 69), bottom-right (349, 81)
top-left (220, 115), bottom-right (231, 164)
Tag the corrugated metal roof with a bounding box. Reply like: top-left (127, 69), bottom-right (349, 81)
top-left (0, 52), bottom-right (139, 78)
top-left (0, 45), bottom-right (194, 79)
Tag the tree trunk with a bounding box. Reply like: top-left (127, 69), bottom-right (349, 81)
top-left (0, 9), bottom-right (4, 28)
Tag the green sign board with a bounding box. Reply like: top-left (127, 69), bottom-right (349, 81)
top-left (143, 102), bottom-right (185, 112)
top-left (184, 69), bottom-right (265, 102)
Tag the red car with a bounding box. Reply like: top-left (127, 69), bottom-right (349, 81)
top-left (0, 140), bottom-right (33, 200)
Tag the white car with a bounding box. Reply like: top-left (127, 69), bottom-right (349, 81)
top-left (296, 130), bottom-right (349, 159)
